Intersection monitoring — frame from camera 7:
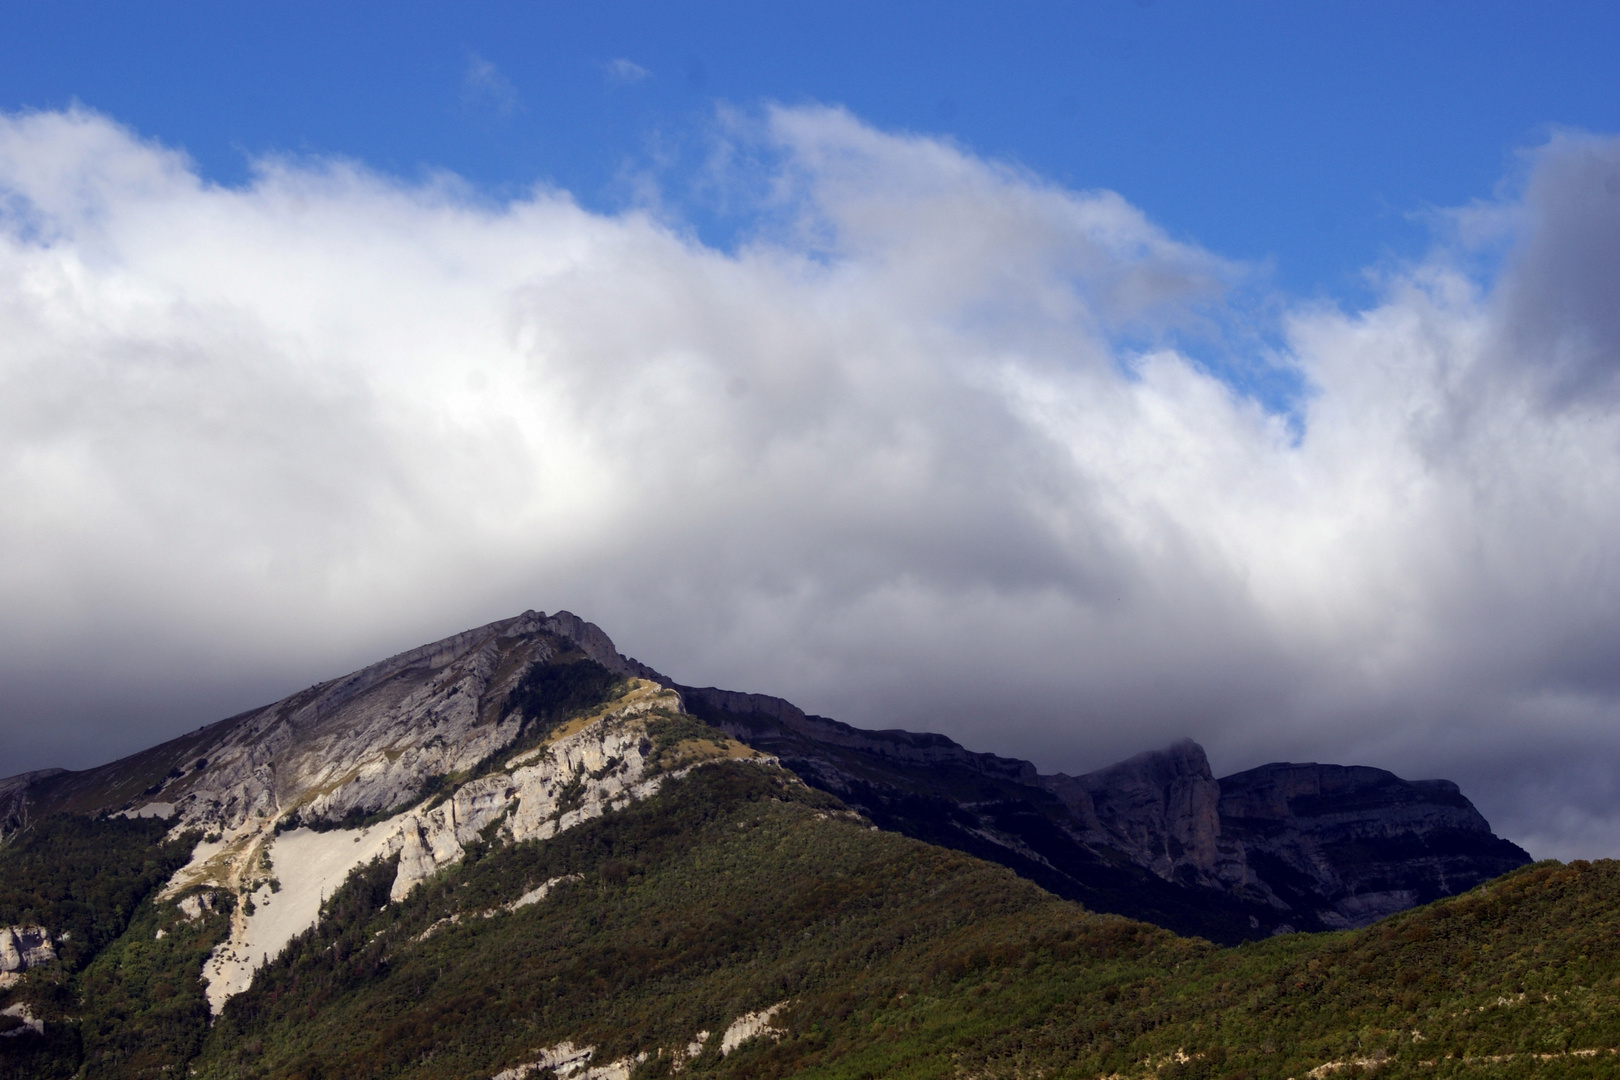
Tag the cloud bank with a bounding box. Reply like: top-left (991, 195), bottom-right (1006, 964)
top-left (1, 107), bottom-right (1617, 858)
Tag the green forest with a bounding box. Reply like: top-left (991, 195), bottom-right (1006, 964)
top-left (4, 727), bottom-right (1620, 1079)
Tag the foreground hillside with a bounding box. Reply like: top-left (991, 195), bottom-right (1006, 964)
top-left (3, 758), bottom-right (1620, 1078)
top-left (194, 788), bottom-right (1620, 1080)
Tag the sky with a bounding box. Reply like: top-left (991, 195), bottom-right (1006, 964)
top-left (1, 3), bottom-right (1618, 859)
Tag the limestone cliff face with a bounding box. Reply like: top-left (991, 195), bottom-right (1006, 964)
top-left (385, 679), bottom-right (686, 901)
top-left (6, 610), bottom-right (664, 840)
top-left (1045, 747), bottom-right (1530, 929)
top-left (0, 926), bottom-right (55, 973)
top-left (187, 675), bottom-right (764, 1014)
top-left (1, 609), bottom-right (778, 1012)
top-left (172, 609), bottom-right (659, 836)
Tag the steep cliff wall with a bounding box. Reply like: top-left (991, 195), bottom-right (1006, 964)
top-left (1216, 761), bottom-right (1533, 928)
top-left (680, 685), bottom-right (1530, 937)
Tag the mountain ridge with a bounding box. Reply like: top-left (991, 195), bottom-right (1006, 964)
top-left (0, 609), bottom-right (1605, 1080)
top-left (674, 682), bottom-right (1529, 937)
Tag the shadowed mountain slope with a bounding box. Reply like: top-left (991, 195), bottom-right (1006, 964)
top-left (679, 685), bottom-right (1529, 941)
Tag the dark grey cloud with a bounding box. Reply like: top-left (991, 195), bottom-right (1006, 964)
top-left (1495, 133), bottom-right (1620, 407)
top-left (1, 106), bottom-right (1618, 859)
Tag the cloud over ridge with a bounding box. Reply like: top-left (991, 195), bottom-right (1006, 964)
top-left (1, 105), bottom-right (1617, 858)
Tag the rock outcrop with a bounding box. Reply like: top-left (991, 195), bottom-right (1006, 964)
top-left (490, 1004), bottom-right (790, 1080)
top-left (492, 1042), bottom-right (647, 1080)
top-left (5, 610), bottom-right (665, 839)
top-left (0, 610), bottom-right (768, 1013)
top-left (1048, 739), bottom-right (1249, 891)
top-left (384, 678), bottom-right (692, 901)
top-left (719, 1002), bottom-right (789, 1056)
top-left (190, 676), bottom-right (768, 1012)
top-left (0, 926), bottom-right (55, 973)
top-left (0, 1002), bottom-right (43, 1037)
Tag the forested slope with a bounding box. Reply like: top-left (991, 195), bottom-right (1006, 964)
top-left (4, 755), bottom-right (1620, 1079)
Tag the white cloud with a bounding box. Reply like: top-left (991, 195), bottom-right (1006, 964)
top-left (1, 105), bottom-right (1618, 858)
top-left (463, 52), bottom-right (520, 114)
top-left (604, 58), bottom-right (651, 85)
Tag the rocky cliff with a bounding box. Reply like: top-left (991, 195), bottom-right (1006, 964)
top-left (5, 610), bottom-right (666, 838)
top-left (679, 688), bottom-right (1531, 939)
top-left (0, 926), bottom-right (54, 990)
top-left (1215, 761), bottom-right (1530, 928)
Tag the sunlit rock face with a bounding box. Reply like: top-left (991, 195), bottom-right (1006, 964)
top-left (386, 679), bottom-right (685, 901)
top-left (192, 675), bottom-right (754, 1014)
top-left (5, 610), bottom-right (667, 842)
top-left (0, 608), bottom-right (725, 1013)
top-left (149, 609), bottom-right (664, 838)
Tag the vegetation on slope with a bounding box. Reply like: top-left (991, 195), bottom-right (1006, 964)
top-left (0, 813), bottom-right (210, 1079)
top-left (73, 883), bottom-right (233, 1078)
top-left (190, 759), bottom-right (1620, 1080)
top-left (769, 858), bottom-right (1620, 1080)
top-left (6, 706), bottom-right (1620, 1080)
top-left (507, 658), bottom-right (626, 735)
top-left (0, 814), bottom-right (194, 970)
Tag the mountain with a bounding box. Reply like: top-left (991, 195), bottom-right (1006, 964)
top-left (3, 611), bottom-right (1527, 947)
top-left (0, 610), bottom-right (1568, 1080)
top-left (1, 612), bottom-right (1527, 939)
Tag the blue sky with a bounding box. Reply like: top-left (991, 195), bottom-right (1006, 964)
top-left (2, 4), bottom-right (1620, 858)
top-left (4, 2), bottom-right (1615, 301)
